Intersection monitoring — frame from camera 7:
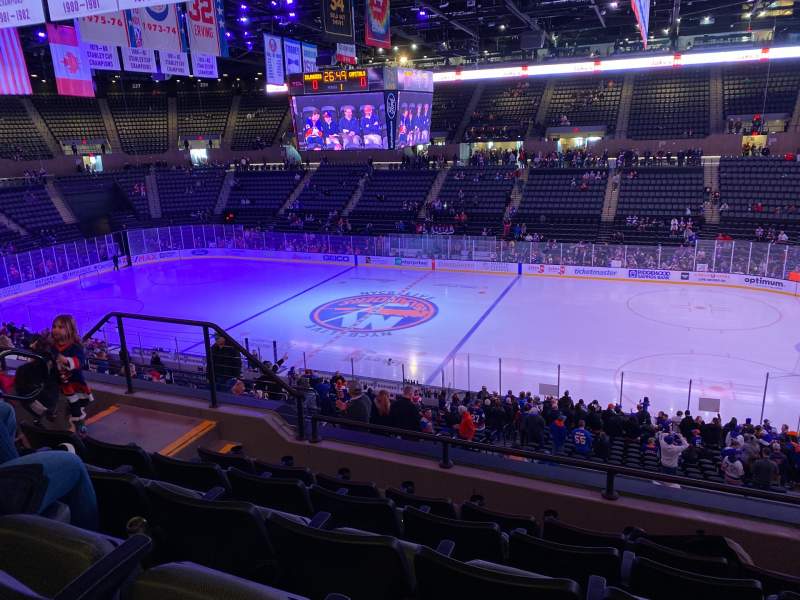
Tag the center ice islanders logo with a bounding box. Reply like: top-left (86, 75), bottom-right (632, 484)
top-left (311, 294), bottom-right (437, 333)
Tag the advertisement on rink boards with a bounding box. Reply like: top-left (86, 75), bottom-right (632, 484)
top-left (362, 256), bottom-right (433, 269)
top-left (435, 259), bottom-right (517, 274)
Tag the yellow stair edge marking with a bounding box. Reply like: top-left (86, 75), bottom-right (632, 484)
top-left (86, 405), bottom-right (120, 425)
top-left (218, 442), bottom-right (238, 454)
top-left (159, 420), bottom-right (217, 457)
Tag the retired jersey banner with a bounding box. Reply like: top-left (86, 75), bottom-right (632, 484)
top-left (185, 0), bottom-right (227, 57)
top-left (190, 52), bottom-right (216, 77)
top-left (364, 0), bottom-right (389, 49)
top-left (128, 4), bottom-right (185, 52)
top-left (0, 28), bottom-right (32, 94)
top-left (119, 0), bottom-right (181, 8)
top-left (283, 37), bottom-right (301, 75)
top-left (48, 0), bottom-right (119, 23)
top-left (322, 0), bottom-right (353, 41)
top-left (160, 49), bottom-right (188, 74)
top-left (121, 45), bottom-right (156, 71)
top-left (301, 41), bottom-right (317, 73)
top-left (263, 33), bottom-right (283, 85)
top-left (82, 42), bottom-right (120, 70)
top-left (77, 12), bottom-right (132, 46)
top-left (0, 0), bottom-right (47, 29)
top-left (48, 23), bottom-right (95, 96)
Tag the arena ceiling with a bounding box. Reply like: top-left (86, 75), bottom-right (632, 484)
top-left (15, 0), bottom-right (799, 77)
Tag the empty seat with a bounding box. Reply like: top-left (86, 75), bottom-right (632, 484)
top-left (315, 472), bottom-right (381, 498)
top-left (253, 460), bottom-right (315, 486)
top-left (89, 469), bottom-right (152, 539)
top-left (633, 532), bottom-right (751, 569)
top-left (509, 530), bottom-right (621, 589)
top-left (310, 484), bottom-right (401, 536)
top-left (19, 423), bottom-right (89, 460)
top-left (403, 506), bottom-right (507, 563)
top-left (152, 453), bottom-right (231, 494)
top-left (265, 511), bottom-right (415, 600)
top-left (415, 545), bottom-right (582, 600)
top-left (144, 481), bottom-right (277, 583)
top-left (0, 514), bottom-right (150, 600)
top-left (385, 487), bottom-right (457, 518)
top-left (542, 516), bottom-right (626, 553)
top-left (197, 447), bottom-right (255, 473)
top-left (129, 561), bottom-right (314, 600)
top-left (628, 555), bottom-right (763, 600)
top-left (84, 436), bottom-right (155, 477)
top-left (460, 501), bottom-right (538, 535)
top-left (630, 537), bottom-right (730, 577)
top-left (228, 468), bottom-right (314, 517)
top-left (738, 562), bottom-right (800, 596)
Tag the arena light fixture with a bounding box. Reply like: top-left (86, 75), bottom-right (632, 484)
top-left (266, 44), bottom-right (800, 93)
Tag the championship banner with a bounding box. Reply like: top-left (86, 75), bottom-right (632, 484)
top-left (160, 50), bottom-right (189, 74)
top-left (185, 0), bottom-right (227, 57)
top-left (0, 28), bottom-right (33, 94)
top-left (48, 0), bottom-right (119, 23)
top-left (77, 12), bottom-right (132, 46)
top-left (121, 46), bottom-right (156, 71)
top-left (0, 0), bottom-right (47, 29)
top-left (301, 41), bottom-right (317, 73)
top-left (335, 42), bottom-right (356, 64)
top-left (364, 0), bottom-right (390, 49)
top-left (128, 4), bottom-right (186, 52)
top-left (283, 37), bottom-right (301, 75)
top-left (190, 52), bottom-right (216, 78)
top-left (322, 0), bottom-right (353, 40)
top-left (263, 33), bottom-right (284, 85)
top-left (82, 42), bottom-right (120, 70)
top-left (48, 24), bottom-right (95, 97)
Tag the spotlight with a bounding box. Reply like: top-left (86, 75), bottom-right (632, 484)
top-left (411, 43), bottom-right (417, 50)
top-left (36, 30), bottom-right (46, 38)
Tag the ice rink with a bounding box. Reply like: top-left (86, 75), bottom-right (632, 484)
top-left (4, 257), bottom-right (799, 428)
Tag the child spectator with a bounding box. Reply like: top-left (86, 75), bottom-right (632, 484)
top-left (51, 315), bottom-right (94, 436)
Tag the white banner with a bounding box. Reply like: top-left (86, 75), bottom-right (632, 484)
top-left (77, 12), bottom-right (131, 46)
top-left (82, 42), bottom-right (120, 70)
top-left (121, 46), bottom-right (156, 71)
top-left (336, 42), bottom-right (356, 65)
top-left (263, 33), bottom-right (284, 86)
top-left (0, 0), bottom-right (47, 29)
top-left (301, 41), bottom-right (317, 73)
top-left (283, 37), bottom-right (301, 75)
top-left (128, 4), bottom-right (184, 52)
top-left (190, 52), bottom-right (216, 78)
top-left (160, 50), bottom-right (189, 74)
top-left (48, 0), bottom-right (119, 22)
top-left (185, 0), bottom-right (226, 57)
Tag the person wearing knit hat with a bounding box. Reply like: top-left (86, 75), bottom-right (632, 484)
top-left (550, 413), bottom-right (567, 454)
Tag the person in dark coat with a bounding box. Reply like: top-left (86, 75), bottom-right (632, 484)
top-left (210, 335), bottom-right (241, 388)
top-left (522, 406), bottom-right (546, 448)
top-left (389, 386), bottom-right (421, 432)
top-left (337, 381), bottom-right (371, 423)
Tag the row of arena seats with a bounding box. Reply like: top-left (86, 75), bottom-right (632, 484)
top-left (13, 424), bottom-right (800, 600)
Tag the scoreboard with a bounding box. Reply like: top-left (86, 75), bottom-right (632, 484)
top-left (299, 69), bottom-right (371, 94)
top-left (287, 67), bottom-right (433, 96)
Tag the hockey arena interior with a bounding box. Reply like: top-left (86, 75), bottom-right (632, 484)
top-left (0, 0), bottom-right (800, 597)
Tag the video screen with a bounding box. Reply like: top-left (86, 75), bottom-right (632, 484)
top-left (291, 92), bottom-right (389, 151)
top-left (396, 91), bottom-right (433, 149)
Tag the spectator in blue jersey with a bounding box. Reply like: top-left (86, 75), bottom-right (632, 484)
top-left (421, 103), bottom-right (431, 143)
top-left (339, 106), bottom-right (361, 148)
top-left (550, 413), bottom-right (567, 454)
top-left (360, 104), bottom-right (383, 148)
top-left (571, 420), bottom-right (593, 457)
top-left (320, 110), bottom-right (342, 150)
top-left (303, 109), bottom-right (324, 150)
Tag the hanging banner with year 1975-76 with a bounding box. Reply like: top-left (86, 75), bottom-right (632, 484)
top-left (185, 0), bottom-right (227, 57)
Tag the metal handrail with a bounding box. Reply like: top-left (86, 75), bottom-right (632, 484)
top-left (83, 312), bottom-right (304, 409)
top-left (309, 413), bottom-right (800, 506)
top-left (0, 349), bottom-right (47, 403)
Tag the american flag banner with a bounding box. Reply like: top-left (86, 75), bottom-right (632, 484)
top-left (0, 28), bottom-right (33, 96)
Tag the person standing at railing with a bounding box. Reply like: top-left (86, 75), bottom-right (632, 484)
top-left (210, 335), bottom-right (241, 392)
top-left (657, 431), bottom-right (688, 475)
top-left (52, 315), bottom-right (94, 437)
